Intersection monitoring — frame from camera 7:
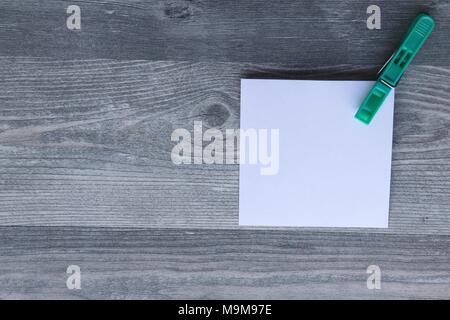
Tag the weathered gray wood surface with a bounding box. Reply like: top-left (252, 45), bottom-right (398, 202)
top-left (0, 0), bottom-right (449, 299)
top-left (0, 227), bottom-right (449, 299)
top-left (0, 0), bottom-right (450, 66)
top-left (1, 58), bottom-right (449, 234)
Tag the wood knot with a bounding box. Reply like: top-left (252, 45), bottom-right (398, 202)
top-left (164, 1), bottom-right (195, 19)
top-left (188, 90), bottom-right (237, 129)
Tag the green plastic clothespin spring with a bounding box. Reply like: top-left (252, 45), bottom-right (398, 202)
top-left (355, 13), bottom-right (435, 125)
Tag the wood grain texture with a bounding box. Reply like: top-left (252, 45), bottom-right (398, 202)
top-left (0, 226), bottom-right (449, 299)
top-left (0, 0), bottom-right (449, 65)
top-left (0, 0), bottom-right (450, 300)
top-left (0, 57), bottom-right (449, 233)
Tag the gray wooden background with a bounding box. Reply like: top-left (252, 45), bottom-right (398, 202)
top-left (0, 0), bottom-right (449, 299)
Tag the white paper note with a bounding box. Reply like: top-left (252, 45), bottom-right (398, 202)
top-left (239, 79), bottom-right (394, 228)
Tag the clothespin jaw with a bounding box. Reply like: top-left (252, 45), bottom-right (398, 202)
top-left (354, 81), bottom-right (392, 124)
top-left (355, 14), bottom-right (435, 125)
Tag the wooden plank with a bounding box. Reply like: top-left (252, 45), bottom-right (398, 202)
top-left (0, 57), bottom-right (449, 233)
top-left (0, 226), bottom-right (448, 299)
top-left (0, 0), bottom-right (448, 65)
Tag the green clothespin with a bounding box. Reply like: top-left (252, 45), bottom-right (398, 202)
top-left (355, 13), bottom-right (435, 125)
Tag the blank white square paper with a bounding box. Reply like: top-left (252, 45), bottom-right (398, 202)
top-left (239, 79), bottom-right (394, 228)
